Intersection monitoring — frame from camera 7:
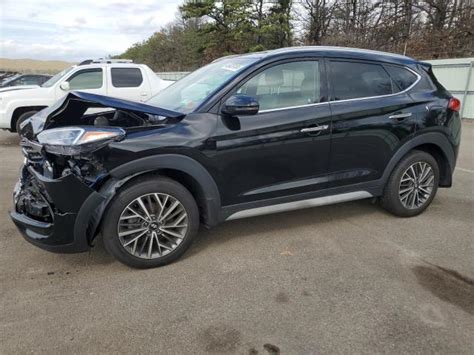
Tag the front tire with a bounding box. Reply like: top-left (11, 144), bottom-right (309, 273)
top-left (102, 177), bottom-right (199, 268)
top-left (381, 150), bottom-right (439, 217)
top-left (16, 111), bottom-right (38, 134)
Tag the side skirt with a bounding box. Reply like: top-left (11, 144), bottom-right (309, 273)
top-left (224, 191), bottom-right (374, 221)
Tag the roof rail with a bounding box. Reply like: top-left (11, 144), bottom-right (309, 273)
top-left (78, 59), bottom-right (134, 65)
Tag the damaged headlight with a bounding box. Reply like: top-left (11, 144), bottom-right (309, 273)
top-left (37, 127), bottom-right (125, 155)
top-left (38, 127), bottom-right (125, 146)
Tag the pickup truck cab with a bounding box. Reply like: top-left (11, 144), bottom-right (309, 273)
top-left (0, 59), bottom-right (172, 132)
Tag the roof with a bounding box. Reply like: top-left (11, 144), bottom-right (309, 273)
top-left (231, 46), bottom-right (419, 66)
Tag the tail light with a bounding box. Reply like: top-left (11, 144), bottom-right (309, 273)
top-left (448, 98), bottom-right (461, 112)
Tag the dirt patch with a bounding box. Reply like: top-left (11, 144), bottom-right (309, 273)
top-left (275, 292), bottom-right (289, 303)
top-left (200, 325), bottom-right (241, 353)
top-left (412, 264), bottom-right (474, 315)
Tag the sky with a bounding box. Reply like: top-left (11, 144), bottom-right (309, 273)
top-left (0, 0), bottom-right (182, 62)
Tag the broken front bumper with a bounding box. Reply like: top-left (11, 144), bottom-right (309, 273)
top-left (10, 165), bottom-right (107, 253)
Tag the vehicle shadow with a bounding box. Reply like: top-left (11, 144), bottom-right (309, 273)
top-left (71, 198), bottom-right (379, 268)
top-left (185, 198), bottom-right (379, 259)
top-left (47, 194), bottom-right (380, 273)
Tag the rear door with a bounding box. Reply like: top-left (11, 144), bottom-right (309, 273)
top-left (212, 59), bottom-right (332, 206)
top-left (327, 59), bottom-right (418, 188)
top-left (107, 67), bottom-right (151, 102)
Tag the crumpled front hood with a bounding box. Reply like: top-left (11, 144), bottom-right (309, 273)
top-left (22, 91), bottom-right (185, 137)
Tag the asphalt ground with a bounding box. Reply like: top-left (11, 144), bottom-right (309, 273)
top-left (0, 123), bottom-right (473, 354)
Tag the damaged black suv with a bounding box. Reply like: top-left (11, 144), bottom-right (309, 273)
top-left (11, 47), bottom-right (461, 268)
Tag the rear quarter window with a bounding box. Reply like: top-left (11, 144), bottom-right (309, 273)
top-left (111, 68), bottom-right (143, 88)
top-left (385, 65), bottom-right (418, 91)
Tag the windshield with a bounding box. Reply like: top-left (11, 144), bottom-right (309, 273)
top-left (41, 66), bottom-right (75, 88)
top-left (2, 75), bottom-right (21, 86)
top-left (147, 57), bottom-right (259, 113)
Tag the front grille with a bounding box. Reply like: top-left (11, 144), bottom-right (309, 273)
top-left (16, 169), bottom-right (54, 223)
top-left (20, 139), bottom-right (44, 162)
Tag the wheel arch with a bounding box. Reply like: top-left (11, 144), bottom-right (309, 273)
top-left (107, 154), bottom-right (222, 228)
top-left (382, 132), bottom-right (455, 188)
top-left (11, 106), bottom-right (47, 132)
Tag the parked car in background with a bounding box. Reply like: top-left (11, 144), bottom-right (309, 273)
top-left (0, 59), bottom-right (172, 132)
top-left (0, 74), bottom-right (51, 88)
top-left (11, 47), bottom-right (461, 268)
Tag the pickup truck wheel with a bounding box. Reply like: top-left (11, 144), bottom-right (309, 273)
top-left (380, 150), bottom-right (439, 217)
top-left (15, 111), bottom-right (38, 134)
top-left (102, 177), bottom-right (199, 268)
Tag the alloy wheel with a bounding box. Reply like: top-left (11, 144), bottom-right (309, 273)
top-left (398, 161), bottom-right (435, 209)
top-left (117, 193), bottom-right (188, 259)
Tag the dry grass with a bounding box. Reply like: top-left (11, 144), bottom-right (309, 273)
top-left (0, 58), bottom-right (74, 74)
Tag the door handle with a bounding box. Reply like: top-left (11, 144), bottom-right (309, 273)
top-left (300, 125), bottom-right (329, 134)
top-left (389, 112), bottom-right (412, 120)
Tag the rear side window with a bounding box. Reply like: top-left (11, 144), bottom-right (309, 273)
top-left (111, 68), bottom-right (143, 88)
top-left (385, 65), bottom-right (418, 91)
top-left (330, 61), bottom-right (393, 100)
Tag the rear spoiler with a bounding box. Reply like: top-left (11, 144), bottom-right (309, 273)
top-left (419, 61), bottom-right (432, 71)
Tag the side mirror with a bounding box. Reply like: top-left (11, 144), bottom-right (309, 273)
top-left (59, 81), bottom-right (70, 91)
top-left (222, 95), bottom-right (259, 116)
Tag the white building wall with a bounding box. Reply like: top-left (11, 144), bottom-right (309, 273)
top-left (424, 58), bottom-right (474, 119)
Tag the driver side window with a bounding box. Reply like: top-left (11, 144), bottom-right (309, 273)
top-left (67, 69), bottom-right (103, 90)
top-left (237, 61), bottom-right (321, 111)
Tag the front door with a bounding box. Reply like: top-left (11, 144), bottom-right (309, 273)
top-left (56, 67), bottom-right (105, 100)
top-left (212, 59), bottom-right (332, 206)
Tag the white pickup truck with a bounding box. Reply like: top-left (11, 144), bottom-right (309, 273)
top-left (0, 59), bottom-right (173, 132)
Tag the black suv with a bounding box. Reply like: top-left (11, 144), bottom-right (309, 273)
top-left (11, 47), bottom-right (462, 268)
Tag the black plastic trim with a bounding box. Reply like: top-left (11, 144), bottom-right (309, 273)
top-left (221, 180), bottom-right (383, 220)
top-left (379, 131), bottom-right (455, 184)
top-left (109, 154), bottom-right (221, 227)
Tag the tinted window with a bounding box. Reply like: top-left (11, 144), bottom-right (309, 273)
top-left (238, 61), bottom-right (321, 110)
top-left (111, 68), bottom-right (143, 88)
top-left (22, 76), bottom-right (42, 85)
top-left (39, 76), bottom-right (50, 85)
top-left (330, 61), bottom-right (393, 100)
top-left (67, 69), bottom-right (103, 90)
top-left (414, 68), bottom-right (436, 91)
top-left (385, 65), bottom-right (418, 91)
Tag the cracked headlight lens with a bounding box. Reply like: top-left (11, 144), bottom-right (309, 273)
top-left (37, 127), bottom-right (125, 146)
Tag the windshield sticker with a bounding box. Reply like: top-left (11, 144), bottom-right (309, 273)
top-left (221, 63), bottom-right (244, 72)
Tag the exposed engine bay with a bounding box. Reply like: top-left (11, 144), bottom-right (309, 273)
top-left (16, 91), bottom-right (186, 223)
top-left (20, 91), bottom-right (184, 139)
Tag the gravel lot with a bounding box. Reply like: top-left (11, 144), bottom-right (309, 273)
top-left (1, 123), bottom-right (473, 354)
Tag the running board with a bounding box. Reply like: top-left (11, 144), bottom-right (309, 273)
top-left (225, 191), bottom-right (373, 221)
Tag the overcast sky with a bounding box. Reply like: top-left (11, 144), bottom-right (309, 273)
top-left (0, 0), bottom-right (182, 62)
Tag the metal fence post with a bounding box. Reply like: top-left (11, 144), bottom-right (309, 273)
top-left (461, 61), bottom-right (473, 119)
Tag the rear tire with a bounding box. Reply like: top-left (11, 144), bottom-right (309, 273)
top-left (15, 111), bottom-right (37, 134)
top-left (380, 150), bottom-right (439, 217)
top-left (102, 177), bottom-right (199, 268)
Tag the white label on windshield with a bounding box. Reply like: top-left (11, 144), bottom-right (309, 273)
top-left (221, 63), bottom-right (244, 72)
